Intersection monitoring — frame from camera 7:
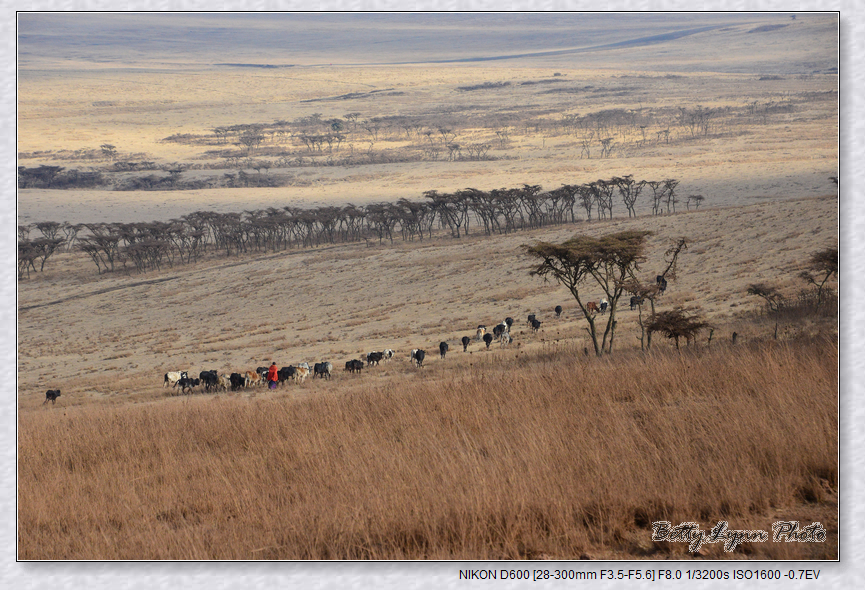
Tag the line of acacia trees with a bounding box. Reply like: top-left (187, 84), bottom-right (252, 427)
top-left (18, 176), bottom-right (689, 278)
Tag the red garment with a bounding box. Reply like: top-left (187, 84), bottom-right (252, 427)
top-left (267, 364), bottom-right (279, 382)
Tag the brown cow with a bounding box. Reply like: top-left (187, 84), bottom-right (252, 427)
top-left (244, 370), bottom-right (262, 387)
top-left (586, 301), bottom-right (600, 314)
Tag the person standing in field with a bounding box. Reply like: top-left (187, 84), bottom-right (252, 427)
top-left (267, 362), bottom-right (279, 389)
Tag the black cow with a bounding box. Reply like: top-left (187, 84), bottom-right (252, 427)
top-left (345, 359), bottom-right (363, 374)
top-left (177, 377), bottom-right (200, 394)
top-left (278, 366), bottom-right (296, 384)
top-left (555, 305), bottom-right (563, 317)
top-left (43, 389), bottom-right (61, 405)
top-left (413, 349), bottom-right (426, 367)
top-left (229, 372), bottom-right (245, 391)
top-left (527, 314), bottom-right (536, 326)
top-left (630, 295), bottom-right (643, 310)
top-left (461, 336), bottom-right (471, 352)
top-left (531, 319), bottom-right (541, 332)
top-left (314, 362), bottom-right (333, 380)
top-left (483, 333), bottom-right (494, 348)
top-left (493, 323), bottom-right (507, 339)
top-left (505, 317), bottom-right (514, 330)
top-left (199, 370), bottom-right (219, 392)
top-left (656, 275), bottom-right (668, 294)
top-left (439, 341), bottom-right (449, 359)
top-left (367, 351), bottom-right (384, 366)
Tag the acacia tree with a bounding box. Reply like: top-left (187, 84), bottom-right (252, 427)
top-left (646, 308), bottom-right (709, 350)
top-left (798, 247), bottom-right (838, 308)
top-left (747, 283), bottom-right (785, 313)
top-left (612, 175), bottom-right (645, 218)
top-left (624, 237), bottom-right (687, 350)
top-left (524, 230), bottom-right (652, 356)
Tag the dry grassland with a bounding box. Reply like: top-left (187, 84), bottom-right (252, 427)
top-left (17, 13), bottom-right (838, 561)
top-left (19, 331), bottom-right (837, 560)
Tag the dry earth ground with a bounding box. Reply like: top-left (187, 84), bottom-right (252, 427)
top-left (18, 195), bottom-right (837, 408)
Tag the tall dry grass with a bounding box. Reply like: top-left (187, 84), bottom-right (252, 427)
top-left (18, 332), bottom-right (837, 560)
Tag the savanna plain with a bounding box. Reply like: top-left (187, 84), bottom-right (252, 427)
top-left (17, 13), bottom-right (838, 560)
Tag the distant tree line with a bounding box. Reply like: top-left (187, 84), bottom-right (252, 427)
top-left (18, 177), bottom-right (688, 277)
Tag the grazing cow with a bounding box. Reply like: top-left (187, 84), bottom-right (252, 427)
top-left (600, 299), bottom-right (608, 314)
top-left (476, 327), bottom-right (486, 342)
top-left (245, 370), bottom-right (262, 388)
top-left (505, 317), bottom-right (514, 330)
top-left (229, 373), bottom-right (245, 391)
top-left (527, 314), bottom-right (536, 327)
top-left (630, 295), bottom-right (643, 310)
top-left (163, 371), bottom-right (188, 388)
top-left (586, 301), bottom-right (599, 314)
top-left (656, 275), bottom-right (668, 294)
top-left (294, 366), bottom-right (310, 383)
top-left (555, 305), bottom-right (563, 317)
top-left (199, 370), bottom-right (219, 393)
top-left (412, 349), bottom-right (426, 367)
top-left (531, 319), bottom-right (541, 332)
top-left (314, 362), bottom-right (333, 380)
top-left (367, 351), bottom-right (384, 366)
top-left (383, 349), bottom-right (395, 361)
top-left (439, 341), bottom-right (449, 359)
top-left (345, 359), bottom-right (364, 374)
top-left (177, 377), bottom-right (200, 394)
top-left (217, 374), bottom-right (231, 392)
top-left (278, 366), bottom-right (296, 384)
top-left (461, 336), bottom-right (471, 352)
top-left (483, 333), bottom-right (494, 348)
top-left (43, 389), bottom-right (61, 405)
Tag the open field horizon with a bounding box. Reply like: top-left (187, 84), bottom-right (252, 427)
top-left (17, 12), bottom-right (838, 562)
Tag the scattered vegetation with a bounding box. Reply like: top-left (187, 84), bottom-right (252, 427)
top-left (17, 177), bottom-right (686, 277)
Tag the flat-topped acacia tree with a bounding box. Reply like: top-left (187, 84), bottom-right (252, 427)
top-left (523, 230), bottom-right (652, 356)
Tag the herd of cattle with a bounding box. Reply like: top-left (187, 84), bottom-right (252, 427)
top-left (41, 294), bottom-right (660, 404)
top-left (155, 300), bottom-right (629, 396)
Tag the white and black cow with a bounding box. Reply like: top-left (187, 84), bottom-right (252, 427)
top-left (163, 371), bottom-right (188, 388)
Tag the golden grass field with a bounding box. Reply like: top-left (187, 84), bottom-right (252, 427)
top-left (17, 13), bottom-right (838, 560)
